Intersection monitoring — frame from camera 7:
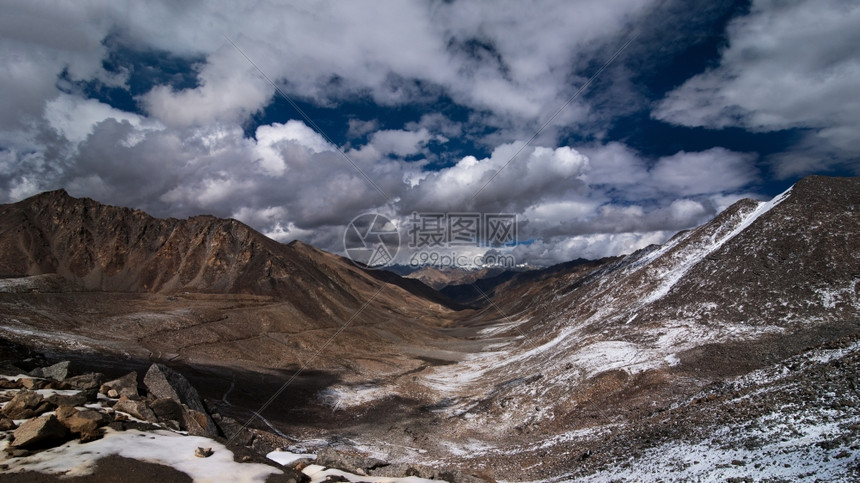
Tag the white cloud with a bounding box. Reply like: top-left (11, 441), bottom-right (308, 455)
top-left (650, 148), bottom-right (759, 196)
top-left (653, 0), bottom-right (860, 176)
top-left (512, 230), bottom-right (672, 266)
top-left (254, 121), bottom-right (333, 175)
top-left (44, 94), bottom-right (156, 144)
top-left (0, 0), bottom-right (796, 266)
top-left (368, 128), bottom-right (433, 157)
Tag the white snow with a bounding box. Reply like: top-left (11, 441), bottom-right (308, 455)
top-left (641, 186), bottom-right (793, 305)
top-left (0, 428), bottom-right (282, 482)
top-left (266, 449), bottom-right (316, 466)
top-left (301, 463), bottom-right (444, 483)
top-left (319, 384), bottom-right (396, 409)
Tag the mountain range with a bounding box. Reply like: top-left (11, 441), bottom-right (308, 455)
top-left (0, 175), bottom-right (858, 481)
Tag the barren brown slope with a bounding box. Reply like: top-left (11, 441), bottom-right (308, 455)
top-left (0, 189), bottom-right (460, 320)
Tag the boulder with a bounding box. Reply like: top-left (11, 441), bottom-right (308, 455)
top-left (0, 362), bottom-right (26, 377)
top-left (101, 372), bottom-right (138, 398)
top-left (1, 390), bottom-right (55, 419)
top-left (315, 448), bottom-right (388, 475)
top-left (0, 416), bottom-right (17, 431)
top-left (0, 379), bottom-right (20, 389)
top-left (29, 361), bottom-right (70, 381)
top-left (56, 406), bottom-right (110, 441)
top-left (46, 391), bottom-right (88, 407)
top-left (150, 398), bottom-right (183, 424)
top-left (65, 373), bottom-right (105, 392)
top-left (113, 396), bottom-right (158, 423)
top-left (143, 364), bottom-right (218, 436)
top-left (181, 407), bottom-right (219, 438)
top-left (19, 378), bottom-right (47, 390)
top-left (213, 414), bottom-right (254, 446)
top-left (143, 364), bottom-right (206, 413)
top-left (10, 415), bottom-right (69, 449)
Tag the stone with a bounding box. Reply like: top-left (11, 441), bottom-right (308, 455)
top-left (46, 391), bottom-right (88, 407)
top-left (315, 448), bottom-right (388, 475)
top-left (29, 361), bottom-right (70, 381)
top-left (1, 390), bottom-right (55, 419)
top-left (19, 378), bottom-right (46, 390)
top-left (3, 447), bottom-right (30, 458)
top-left (182, 407), bottom-right (219, 438)
top-left (65, 373), bottom-right (105, 392)
top-left (143, 364), bottom-right (218, 437)
top-left (0, 379), bottom-right (20, 389)
top-left (150, 397), bottom-right (184, 423)
top-left (10, 415), bottom-right (69, 449)
top-left (0, 417), bottom-right (17, 431)
top-left (143, 364), bottom-right (207, 413)
top-left (113, 396), bottom-right (158, 423)
top-left (195, 447), bottom-right (213, 458)
top-left (213, 415), bottom-right (254, 446)
top-left (101, 371), bottom-right (138, 398)
top-left (56, 406), bottom-right (110, 440)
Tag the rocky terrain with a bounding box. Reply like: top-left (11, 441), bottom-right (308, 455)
top-left (0, 175), bottom-right (858, 481)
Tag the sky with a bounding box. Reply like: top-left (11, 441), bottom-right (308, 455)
top-left (0, 0), bottom-right (858, 267)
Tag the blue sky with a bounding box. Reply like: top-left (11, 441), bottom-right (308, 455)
top-left (1, 0), bottom-right (858, 266)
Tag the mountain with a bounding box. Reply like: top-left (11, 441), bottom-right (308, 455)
top-left (440, 257), bottom-right (605, 306)
top-left (0, 190), bottom-right (423, 300)
top-left (404, 266), bottom-right (510, 290)
top-left (0, 189), bottom-right (467, 368)
top-left (0, 176), bottom-right (858, 482)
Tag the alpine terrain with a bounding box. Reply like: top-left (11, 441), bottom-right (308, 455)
top-left (0, 175), bottom-right (858, 482)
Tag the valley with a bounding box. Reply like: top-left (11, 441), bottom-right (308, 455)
top-left (1, 175), bottom-right (859, 481)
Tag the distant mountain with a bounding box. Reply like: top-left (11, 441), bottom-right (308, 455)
top-left (0, 189), bottom-right (460, 316)
top-left (440, 257), bottom-right (604, 306)
top-left (403, 266), bottom-right (511, 290)
top-left (1, 176), bottom-right (859, 481)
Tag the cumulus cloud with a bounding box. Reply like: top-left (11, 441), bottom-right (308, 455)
top-left (653, 0), bottom-right (860, 177)
top-left (1, 0), bottom-right (816, 266)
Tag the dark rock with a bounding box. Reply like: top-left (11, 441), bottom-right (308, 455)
top-left (29, 361), bottom-right (70, 381)
top-left (101, 371), bottom-right (139, 398)
top-left (150, 397), bottom-right (184, 423)
top-left (182, 407), bottom-right (219, 438)
top-left (143, 364), bottom-right (207, 414)
top-left (280, 467), bottom-right (311, 483)
top-left (1, 390), bottom-right (55, 419)
top-left (0, 362), bottom-right (27, 377)
top-left (46, 391), bottom-right (88, 407)
top-left (142, 364), bottom-right (218, 437)
top-left (315, 448), bottom-right (388, 475)
top-left (10, 414), bottom-right (69, 449)
top-left (113, 396), bottom-right (158, 423)
top-left (213, 415), bottom-right (253, 446)
top-left (0, 379), bottom-right (20, 389)
top-left (65, 373), bottom-right (105, 392)
top-left (194, 447), bottom-right (213, 458)
top-left (0, 417), bottom-right (17, 431)
top-left (3, 447), bottom-right (30, 458)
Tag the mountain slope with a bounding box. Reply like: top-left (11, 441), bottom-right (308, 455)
top-left (320, 176), bottom-right (860, 478)
top-left (0, 189), bottom-right (470, 372)
top-left (0, 189), bottom-right (461, 309)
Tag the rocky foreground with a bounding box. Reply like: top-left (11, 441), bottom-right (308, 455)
top-left (0, 352), bottom-right (481, 482)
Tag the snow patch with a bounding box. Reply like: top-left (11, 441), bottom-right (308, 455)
top-left (0, 428), bottom-right (282, 482)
